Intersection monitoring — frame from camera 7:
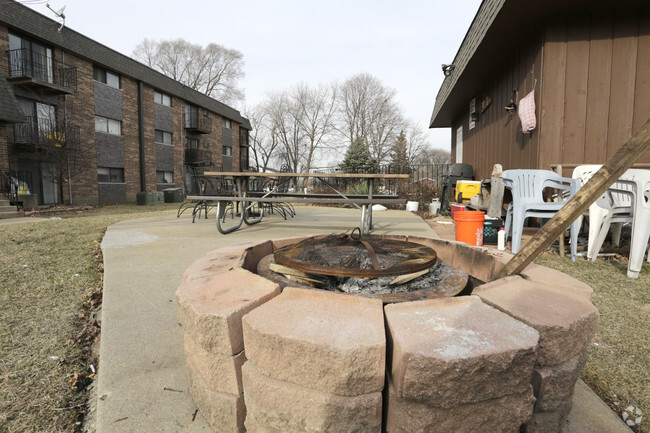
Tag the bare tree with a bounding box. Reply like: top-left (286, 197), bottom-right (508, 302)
top-left (403, 122), bottom-right (430, 164)
top-left (133, 38), bottom-right (245, 105)
top-left (294, 83), bottom-right (337, 174)
top-left (421, 147), bottom-right (451, 165)
top-left (243, 105), bottom-right (281, 172)
top-left (336, 73), bottom-right (405, 164)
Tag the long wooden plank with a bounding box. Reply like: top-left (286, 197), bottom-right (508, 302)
top-left (202, 171), bottom-right (410, 179)
top-left (494, 118), bottom-right (650, 280)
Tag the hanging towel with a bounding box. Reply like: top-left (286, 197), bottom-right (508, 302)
top-left (518, 89), bottom-right (536, 133)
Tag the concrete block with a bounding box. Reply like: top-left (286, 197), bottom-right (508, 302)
top-left (521, 264), bottom-right (593, 300)
top-left (177, 267), bottom-right (281, 356)
top-left (184, 336), bottom-right (246, 395)
top-left (385, 375), bottom-right (535, 433)
top-left (524, 406), bottom-right (570, 433)
top-left (451, 245), bottom-right (497, 282)
top-left (186, 362), bottom-right (245, 433)
top-left (242, 361), bottom-right (382, 433)
top-left (474, 279), bottom-right (599, 366)
top-left (532, 352), bottom-right (587, 412)
top-left (385, 296), bottom-right (539, 406)
top-left (242, 287), bottom-right (385, 396)
top-left (181, 244), bottom-right (255, 282)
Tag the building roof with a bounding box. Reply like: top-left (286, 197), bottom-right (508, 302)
top-left (429, 0), bottom-right (648, 128)
top-left (0, 69), bottom-right (25, 123)
top-left (0, 1), bottom-right (251, 129)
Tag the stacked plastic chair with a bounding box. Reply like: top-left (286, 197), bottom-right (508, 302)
top-left (502, 169), bottom-right (581, 261)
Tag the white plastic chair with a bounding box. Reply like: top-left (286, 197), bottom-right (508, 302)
top-left (502, 169), bottom-right (581, 261)
top-left (571, 164), bottom-right (622, 259)
top-left (590, 169), bottom-right (650, 278)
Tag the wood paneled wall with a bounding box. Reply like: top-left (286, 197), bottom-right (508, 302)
top-left (451, 9), bottom-right (650, 181)
top-left (451, 30), bottom-right (544, 180)
top-left (540, 11), bottom-right (650, 173)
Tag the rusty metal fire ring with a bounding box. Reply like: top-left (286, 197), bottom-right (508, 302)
top-left (273, 233), bottom-right (438, 278)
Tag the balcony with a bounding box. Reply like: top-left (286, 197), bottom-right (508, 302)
top-left (183, 112), bottom-right (212, 134)
top-left (6, 48), bottom-right (77, 94)
top-left (184, 148), bottom-right (213, 166)
top-left (12, 116), bottom-right (80, 152)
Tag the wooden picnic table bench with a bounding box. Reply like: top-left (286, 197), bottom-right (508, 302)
top-left (186, 171), bottom-right (410, 234)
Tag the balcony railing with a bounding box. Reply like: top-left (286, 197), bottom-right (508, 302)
top-left (184, 148), bottom-right (213, 166)
top-left (6, 48), bottom-right (77, 93)
top-left (12, 116), bottom-right (80, 151)
top-left (183, 112), bottom-right (212, 134)
top-left (1, 170), bottom-right (32, 204)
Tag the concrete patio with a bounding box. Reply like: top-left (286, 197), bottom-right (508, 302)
top-left (91, 206), bottom-right (631, 432)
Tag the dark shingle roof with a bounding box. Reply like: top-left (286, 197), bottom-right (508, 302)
top-left (0, 69), bottom-right (25, 123)
top-left (0, 0), bottom-right (250, 129)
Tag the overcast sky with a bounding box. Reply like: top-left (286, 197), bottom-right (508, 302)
top-left (25, 0), bottom-right (481, 151)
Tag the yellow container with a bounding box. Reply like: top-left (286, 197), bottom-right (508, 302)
top-left (456, 180), bottom-right (481, 203)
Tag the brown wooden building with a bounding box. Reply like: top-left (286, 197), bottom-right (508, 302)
top-left (430, 0), bottom-right (650, 180)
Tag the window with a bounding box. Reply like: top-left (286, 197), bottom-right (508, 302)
top-left (93, 65), bottom-right (120, 89)
top-left (222, 118), bottom-right (231, 129)
top-left (156, 171), bottom-right (174, 184)
top-left (186, 137), bottom-right (199, 150)
top-left (97, 167), bottom-right (124, 183)
top-left (95, 116), bottom-right (122, 135)
top-left (9, 33), bottom-right (54, 83)
top-left (223, 144), bottom-right (232, 157)
top-left (185, 103), bottom-right (198, 128)
top-left (155, 130), bottom-right (172, 145)
top-left (154, 90), bottom-right (171, 107)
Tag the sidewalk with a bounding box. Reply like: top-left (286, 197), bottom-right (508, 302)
top-left (92, 207), bottom-right (630, 432)
top-left (94, 207), bottom-right (434, 432)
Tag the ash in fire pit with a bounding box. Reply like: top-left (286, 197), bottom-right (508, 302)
top-left (257, 232), bottom-right (469, 303)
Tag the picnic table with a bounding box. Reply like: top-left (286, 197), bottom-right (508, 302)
top-left (186, 171), bottom-right (410, 234)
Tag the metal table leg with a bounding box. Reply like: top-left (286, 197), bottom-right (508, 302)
top-left (216, 200), bottom-right (244, 234)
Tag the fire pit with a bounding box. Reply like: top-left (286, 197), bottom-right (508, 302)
top-left (257, 232), bottom-right (469, 303)
top-left (177, 235), bottom-right (599, 433)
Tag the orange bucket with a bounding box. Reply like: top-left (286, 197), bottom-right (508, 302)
top-left (454, 211), bottom-right (485, 246)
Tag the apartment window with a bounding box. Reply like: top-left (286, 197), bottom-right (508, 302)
top-left (97, 167), bottom-right (124, 183)
top-left (156, 170), bottom-right (174, 184)
top-left (154, 90), bottom-right (171, 107)
top-left (95, 116), bottom-right (121, 135)
top-left (223, 144), bottom-right (232, 157)
top-left (93, 65), bottom-right (120, 89)
top-left (8, 33), bottom-right (54, 83)
top-left (222, 118), bottom-right (231, 129)
top-left (155, 130), bottom-right (172, 145)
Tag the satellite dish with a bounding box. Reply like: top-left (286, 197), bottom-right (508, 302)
top-left (46, 3), bottom-right (67, 32)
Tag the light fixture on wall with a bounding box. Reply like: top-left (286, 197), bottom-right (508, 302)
top-left (505, 89), bottom-right (518, 113)
top-left (441, 64), bottom-right (455, 76)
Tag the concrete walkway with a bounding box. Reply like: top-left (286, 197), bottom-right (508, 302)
top-left (93, 206), bottom-right (631, 432)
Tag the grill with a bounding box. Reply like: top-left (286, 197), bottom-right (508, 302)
top-left (257, 232), bottom-right (469, 304)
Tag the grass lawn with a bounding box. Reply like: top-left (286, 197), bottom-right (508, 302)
top-left (535, 253), bottom-right (649, 433)
top-left (0, 204), bottom-right (647, 432)
top-left (0, 204), bottom-right (179, 433)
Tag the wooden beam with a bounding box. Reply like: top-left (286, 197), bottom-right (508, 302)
top-left (494, 118), bottom-right (650, 280)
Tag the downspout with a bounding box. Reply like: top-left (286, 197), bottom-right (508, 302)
top-left (137, 81), bottom-right (146, 191)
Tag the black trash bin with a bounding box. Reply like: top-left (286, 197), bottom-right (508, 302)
top-left (440, 163), bottom-right (474, 215)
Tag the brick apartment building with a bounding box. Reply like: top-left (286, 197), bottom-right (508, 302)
top-left (0, 1), bottom-right (251, 206)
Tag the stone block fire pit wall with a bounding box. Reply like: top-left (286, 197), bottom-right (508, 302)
top-left (176, 236), bottom-right (599, 433)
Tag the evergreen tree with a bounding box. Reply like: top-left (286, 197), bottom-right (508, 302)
top-left (339, 137), bottom-right (379, 173)
top-left (390, 130), bottom-right (410, 174)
